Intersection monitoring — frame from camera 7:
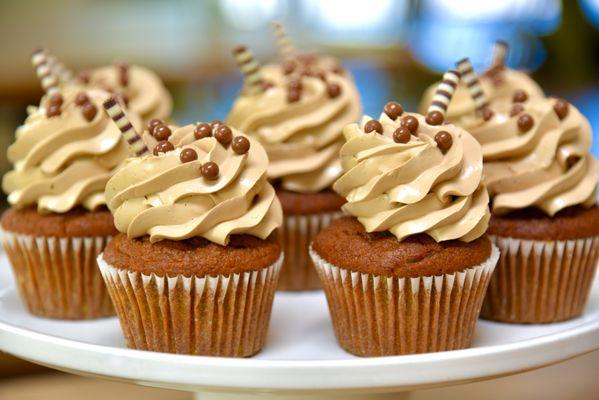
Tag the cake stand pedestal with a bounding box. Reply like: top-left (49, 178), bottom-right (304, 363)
top-left (1, 252), bottom-right (598, 399)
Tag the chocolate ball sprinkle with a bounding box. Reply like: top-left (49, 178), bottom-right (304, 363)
top-left (211, 120), bottom-right (223, 129)
top-left (435, 131), bottom-right (453, 154)
top-left (232, 136), bottom-right (251, 155)
top-left (194, 123), bottom-right (212, 139)
top-left (512, 89), bottom-right (528, 103)
top-left (400, 115), bottom-right (419, 133)
top-left (179, 148), bottom-right (198, 163)
top-left (364, 119), bottom-right (383, 134)
top-left (425, 110), bottom-right (444, 126)
top-left (287, 89), bottom-right (301, 103)
top-left (153, 124), bottom-right (172, 141)
top-left (510, 103), bottom-right (524, 117)
top-left (393, 127), bottom-right (411, 144)
top-left (214, 124), bottom-right (233, 146)
top-left (554, 99), bottom-right (569, 120)
top-left (117, 62), bottom-right (129, 87)
top-left (327, 83), bottom-right (341, 98)
top-left (49, 93), bottom-right (63, 106)
top-left (81, 102), bottom-right (97, 121)
top-left (282, 60), bottom-right (296, 75)
top-left (75, 92), bottom-right (90, 106)
top-left (46, 104), bottom-right (61, 118)
top-left (517, 113), bottom-right (534, 132)
top-left (147, 118), bottom-right (163, 132)
top-left (566, 155), bottom-right (580, 169)
top-left (201, 162), bottom-right (220, 181)
top-left (481, 107), bottom-right (494, 121)
top-left (153, 140), bottom-right (174, 155)
top-left (288, 79), bottom-right (303, 92)
top-left (384, 101), bottom-right (403, 120)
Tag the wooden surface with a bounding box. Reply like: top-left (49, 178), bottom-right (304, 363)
top-left (0, 350), bottom-right (597, 399)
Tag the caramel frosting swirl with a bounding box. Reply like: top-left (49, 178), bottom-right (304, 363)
top-left (87, 65), bottom-right (172, 124)
top-left (3, 87), bottom-right (142, 213)
top-left (226, 65), bottom-right (362, 193)
top-left (334, 113), bottom-right (490, 242)
top-left (464, 98), bottom-right (599, 216)
top-left (105, 126), bottom-right (282, 245)
top-left (419, 68), bottom-right (544, 122)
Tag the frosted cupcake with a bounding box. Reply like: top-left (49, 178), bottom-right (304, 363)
top-left (227, 44), bottom-right (362, 291)
top-left (0, 50), bottom-right (142, 319)
top-left (98, 101), bottom-right (283, 357)
top-left (310, 71), bottom-right (499, 356)
top-left (79, 62), bottom-right (172, 125)
top-left (419, 41), bottom-right (544, 123)
top-left (454, 60), bottom-right (599, 323)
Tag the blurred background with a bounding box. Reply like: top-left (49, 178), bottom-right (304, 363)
top-left (1, 0), bottom-right (598, 398)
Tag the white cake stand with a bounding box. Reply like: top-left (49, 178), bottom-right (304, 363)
top-left (1, 251), bottom-right (598, 400)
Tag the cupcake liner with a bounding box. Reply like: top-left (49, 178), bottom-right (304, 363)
top-left (481, 235), bottom-right (599, 323)
top-left (278, 211), bottom-right (343, 291)
top-left (0, 229), bottom-right (114, 319)
top-left (310, 244), bottom-right (499, 356)
top-left (97, 253), bottom-right (283, 357)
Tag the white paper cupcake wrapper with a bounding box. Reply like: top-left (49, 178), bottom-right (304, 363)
top-left (278, 211), bottom-right (344, 291)
top-left (482, 235), bottom-right (599, 323)
top-left (310, 244), bottom-right (499, 356)
top-left (97, 253), bottom-right (283, 357)
top-left (0, 229), bottom-right (114, 319)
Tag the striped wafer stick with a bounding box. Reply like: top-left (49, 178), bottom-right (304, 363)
top-left (272, 22), bottom-right (295, 59)
top-left (31, 48), bottom-right (59, 95)
top-left (427, 69), bottom-right (460, 116)
top-left (457, 58), bottom-right (489, 114)
top-left (47, 54), bottom-right (75, 84)
top-left (232, 45), bottom-right (263, 95)
top-left (491, 40), bottom-right (509, 68)
top-left (103, 97), bottom-right (149, 157)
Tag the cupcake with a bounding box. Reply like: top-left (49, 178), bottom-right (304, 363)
top-left (454, 59), bottom-right (599, 323)
top-left (97, 104), bottom-right (283, 357)
top-left (310, 71), bottom-right (499, 356)
top-left (227, 43), bottom-right (362, 291)
top-left (0, 50), bottom-right (142, 319)
top-left (419, 41), bottom-right (544, 122)
top-left (80, 62), bottom-right (172, 125)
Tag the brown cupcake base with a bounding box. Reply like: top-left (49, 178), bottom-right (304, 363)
top-left (311, 245), bottom-right (499, 356)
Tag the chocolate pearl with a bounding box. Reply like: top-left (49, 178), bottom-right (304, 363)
top-left (194, 123), bottom-right (212, 139)
top-left (81, 102), bottom-right (97, 121)
top-left (512, 89), bottom-right (528, 103)
top-left (435, 131), bottom-right (453, 154)
top-left (510, 103), bottom-right (524, 117)
top-left (153, 124), bottom-right (172, 141)
top-left (49, 93), bottom-right (63, 106)
top-left (231, 136), bottom-right (251, 154)
top-left (211, 120), bottom-right (223, 130)
top-left (400, 115), bottom-right (419, 133)
top-left (153, 140), bottom-right (174, 155)
top-left (46, 104), bottom-right (61, 118)
top-left (364, 119), bottom-right (383, 134)
top-left (327, 83), bottom-right (341, 98)
top-left (288, 79), bottom-right (303, 92)
top-left (179, 148), bottom-right (198, 163)
top-left (393, 127), bottom-right (411, 143)
top-left (425, 110), bottom-right (444, 126)
top-left (117, 62), bottom-right (129, 86)
top-left (201, 162), bottom-right (220, 180)
top-left (147, 118), bottom-right (163, 133)
top-left (214, 124), bottom-right (233, 146)
top-left (282, 60), bottom-right (296, 75)
top-left (384, 102), bottom-right (403, 120)
top-left (517, 113), bottom-right (534, 132)
top-left (78, 71), bottom-right (90, 84)
top-left (554, 99), bottom-right (569, 120)
top-left (75, 92), bottom-right (89, 106)
top-left (481, 107), bottom-right (494, 121)
top-left (287, 89), bottom-right (301, 103)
